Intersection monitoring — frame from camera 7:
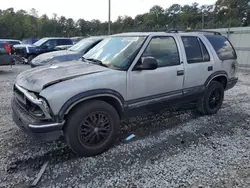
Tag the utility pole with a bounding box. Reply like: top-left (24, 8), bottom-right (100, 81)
top-left (108, 0), bottom-right (111, 35)
top-left (202, 10), bottom-right (205, 29)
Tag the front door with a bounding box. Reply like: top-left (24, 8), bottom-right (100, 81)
top-left (41, 39), bottom-right (58, 53)
top-left (127, 35), bottom-right (184, 107)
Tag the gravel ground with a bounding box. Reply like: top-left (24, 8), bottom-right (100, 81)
top-left (0, 65), bottom-right (250, 188)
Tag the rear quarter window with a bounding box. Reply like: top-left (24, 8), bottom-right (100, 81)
top-left (205, 35), bottom-right (237, 61)
top-left (58, 39), bottom-right (73, 45)
top-left (8, 41), bottom-right (21, 45)
top-left (0, 44), bottom-right (7, 54)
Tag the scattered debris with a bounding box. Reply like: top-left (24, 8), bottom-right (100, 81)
top-left (31, 161), bottom-right (49, 187)
top-left (125, 134), bottom-right (136, 141)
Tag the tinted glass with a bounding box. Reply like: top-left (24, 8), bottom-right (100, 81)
top-left (0, 43), bottom-right (7, 54)
top-left (59, 39), bottom-right (73, 45)
top-left (34, 38), bottom-right (48, 46)
top-left (43, 39), bottom-right (57, 48)
top-left (8, 41), bottom-right (21, 45)
top-left (143, 37), bottom-right (180, 67)
top-left (182, 36), bottom-right (203, 63)
top-left (84, 36), bottom-right (146, 69)
top-left (205, 35), bottom-right (236, 60)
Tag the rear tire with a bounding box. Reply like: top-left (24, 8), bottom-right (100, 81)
top-left (64, 100), bottom-right (120, 157)
top-left (196, 81), bottom-right (224, 115)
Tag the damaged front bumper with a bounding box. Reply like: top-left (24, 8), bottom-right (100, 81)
top-left (11, 84), bottom-right (64, 141)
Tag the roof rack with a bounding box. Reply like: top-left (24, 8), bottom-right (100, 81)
top-left (167, 29), bottom-right (221, 35)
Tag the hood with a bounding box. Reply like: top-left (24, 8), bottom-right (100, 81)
top-left (31, 50), bottom-right (78, 65)
top-left (13, 44), bottom-right (35, 49)
top-left (16, 61), bottom-right (109, 92)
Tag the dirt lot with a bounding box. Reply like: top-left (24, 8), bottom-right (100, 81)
top-left (0, 65), bottom-right (250, 188)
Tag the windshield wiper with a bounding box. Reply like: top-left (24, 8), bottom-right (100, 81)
top-left (85, 58), bottom-right (108, 67)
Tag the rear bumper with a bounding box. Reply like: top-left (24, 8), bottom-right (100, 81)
top-left (11, 97), bottom-right (64, 141)
top-left (226, 77), bottom-right (238, 90)
top-left (0, 55), bottom-right (15, 66)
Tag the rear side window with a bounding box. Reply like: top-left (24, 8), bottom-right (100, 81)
top-left (182, 36), bottom-right (210, 63)
top-left (205, 35), bottom-right (236, 61)
top-left (0, 43), bottom-right (6, 54)
top-left (58, 39), bottom-right (73, 45)
top-left (8, 41), bottom-right (21, 45)
top-left (0, 43), bottom-right (8, 54)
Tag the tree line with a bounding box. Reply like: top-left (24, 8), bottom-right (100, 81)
top-left (0, 0), bottom-right (250, 40)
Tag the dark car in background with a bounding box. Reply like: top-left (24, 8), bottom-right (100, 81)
top-left (0, 42), bottom-right (15, 66)
top-left (30, 36), bottom-right (106, 67)
top-left (0, 39), bottom-right (22, 46)
top-left (13, 37), bottom-right (73, 63)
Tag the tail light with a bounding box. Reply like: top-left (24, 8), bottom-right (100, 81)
top-left (3, 44), bottom-right (11, 54)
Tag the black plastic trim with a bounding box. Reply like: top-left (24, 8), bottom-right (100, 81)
top-left (58, 89), bottom-right (125, 120)
top-left (204, 71), bottom-right (228, 87)
top-left (127, 90), bottom-right (182, 106)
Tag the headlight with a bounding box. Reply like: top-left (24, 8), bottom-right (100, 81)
top-left (15, 84), bottom-right (52, 119)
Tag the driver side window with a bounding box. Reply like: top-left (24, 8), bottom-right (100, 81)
top-left (142, 37), bottom-right (180, 67)
top-left (42, 40), bottom-right (57, 49)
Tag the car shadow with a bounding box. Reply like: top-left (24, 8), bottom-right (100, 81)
top-left (0, 69), bottom-right (15, 75)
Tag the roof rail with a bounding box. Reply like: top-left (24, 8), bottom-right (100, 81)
top-left (167, 29), bottom-right (221, 35)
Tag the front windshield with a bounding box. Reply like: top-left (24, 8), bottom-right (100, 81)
top-left (69, 38), bottom-right (97, 52)
top-left (33, 38), bottom-right (47, 46)
top-left (83, 36), bottom-right (146, 69)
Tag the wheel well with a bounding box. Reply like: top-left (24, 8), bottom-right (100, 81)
top-left (211, 76), bottom-right (227, 89)
top-left (65, 96), bottom-right (123, 119)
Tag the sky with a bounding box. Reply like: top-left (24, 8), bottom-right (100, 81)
top-left (1, 0), bottom-right (216, 22)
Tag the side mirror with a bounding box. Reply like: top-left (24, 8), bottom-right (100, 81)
top-left (136, 56), bottom-right (158, 70)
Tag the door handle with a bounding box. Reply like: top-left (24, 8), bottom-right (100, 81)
top-left (208, 66), bottom-right (213, 71)
top-left (177, 70), bottom-right (184, 76)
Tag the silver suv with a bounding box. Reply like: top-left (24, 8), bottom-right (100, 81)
top-left (12, 30), bottom-right (238, 156)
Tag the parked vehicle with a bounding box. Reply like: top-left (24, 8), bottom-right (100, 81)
top-left (0, 39), bottom-right (22, 54)
top-left (71, 37), bottom-right (85, 44)
top-left (0, 39), bottom-right (22, 46)
top-left (12, 30), bottom-right (238, 156)
top-left (30, 36), bottom-right (106, 68)
top-left (13, 37), bottom-right (73, 63)
top-left (0, 42), bottom-right (15, 66)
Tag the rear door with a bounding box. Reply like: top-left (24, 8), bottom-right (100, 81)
top-left (177, 35), bottom-right (214, 92)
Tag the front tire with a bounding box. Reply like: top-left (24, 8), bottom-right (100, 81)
top-left (196, 81), bottom-right (224, 115)
top-left (64, 100), bottom-right (120, 157)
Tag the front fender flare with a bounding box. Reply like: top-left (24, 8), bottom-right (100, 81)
top-left (57, 89), bottom-right (125, 121)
